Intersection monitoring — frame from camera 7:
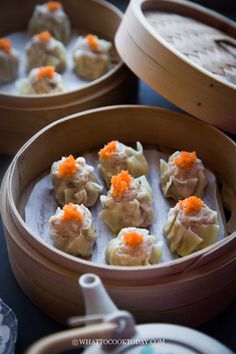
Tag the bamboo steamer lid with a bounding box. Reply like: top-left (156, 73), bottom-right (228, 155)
top-left (115, 0), bottom-right (236, 133)
top-left (0, 0), bottom-right (134, 154)
top-left (1, 105), bottom-right (236, 325)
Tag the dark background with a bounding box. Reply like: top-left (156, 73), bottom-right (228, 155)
top-left (110, 0), bottom-right (236, 12)
top-left (0, 1), bottom-right (236, 353)
top-left (193, 0), bottom-right (235, 11)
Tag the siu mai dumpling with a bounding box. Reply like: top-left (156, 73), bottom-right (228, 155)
top-left (100, 170), bottom-right (154, 234)
top-left (28, 1), bottom-right (71, 44)
top-left (0, 38), bottom-right (19, 85)
top-left (98, 140), bottom-right (148, 187)
top-left (18, 66), bottom-right (64, 95)
top-left (73, 34), bottom-right (112, 80)
top-left (105, 227), bottom-right (163, 266)
top-left (164, 196), bottom-right (219, 257)
top-left (49, 203), bottom-right (96, 257)
top-left (25, 31), bottom-right (67, 73)
top-left (51, 155), bottom-right (103, 207)
top-left (160, 151), bottom-right (207, 201)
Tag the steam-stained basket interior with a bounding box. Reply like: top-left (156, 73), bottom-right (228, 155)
top-left (144, 10), bottom-right (236, 86)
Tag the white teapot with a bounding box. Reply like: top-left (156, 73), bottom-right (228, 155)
top-left (26, 273), bottom-right (234, 354)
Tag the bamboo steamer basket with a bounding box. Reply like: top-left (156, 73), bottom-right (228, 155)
top-left (1, 105), bottom-right (236, 326)
top-left (0, 0), bottom-right (134, 154)
top-left (115, 0), bottom-right (236, 133)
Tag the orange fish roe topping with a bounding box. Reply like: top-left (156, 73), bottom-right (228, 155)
top-left (124, 231), bottom-right (144, 246)
top-left (0, 38), bottom-right (12, 53)
top-left (86, 34), bottom-right (99, 50)
top-left (58, 155), bottom-right (78, 177)
top-left (178, 196), bottom-right (204, 214)
top-left (174, 151), bottom-right (197, 170)
top-left (99, 141), bottom-right (116, 159)
top-left (61, 203), bottom-right (84, 222)
top-left (111, 170), bottom-right (132, 197)
top-left (37, 31), bottom-right (53, 41)
top-left (47, 1), bottom-right (62, 11)
top-left (37, 66), bottom-right (55, 79)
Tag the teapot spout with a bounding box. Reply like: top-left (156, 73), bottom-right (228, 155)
top-left (79, 273), bottom-right (118, 317)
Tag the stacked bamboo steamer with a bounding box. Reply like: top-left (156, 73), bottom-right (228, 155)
top-left (1, 105), bottom-right (236, 326)
top-left (0, 0), bottom-right (135, 154)
top-left (115, 0), bottom-right (236, 132)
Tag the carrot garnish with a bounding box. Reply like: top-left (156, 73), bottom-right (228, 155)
top-left (178, 196), bottom-right (204, 214)
top-left (47, 1), bottom-right (62, 12)
top-left (58, 155), bottom-right (78, 177)
top-left (86, 34), bottom-right (99, 50)
top-left (0, 38), bottom-right (12, 53)
top-left (99, 141), bottom-right (116, 159)
top-left (174, 151), bottom-right (197, 170)
top-left (123, 231), bottom-right (144, 246)
top-left (60, 203), bottom-right (84, 222)
top-left (111, 170), bottom-right (132, 197)
top-left (37, 66), bottom-right (55, 79)
top-left (37, 31), bottom-right (53, 41)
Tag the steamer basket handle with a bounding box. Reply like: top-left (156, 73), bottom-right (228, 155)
top-left (24, 322), bottom-right (117, 354)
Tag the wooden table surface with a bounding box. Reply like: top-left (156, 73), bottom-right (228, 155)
top-left (0, 1), bottom-right (235, 353)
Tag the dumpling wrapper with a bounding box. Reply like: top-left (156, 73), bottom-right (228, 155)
top-left (73, 35), bottom-right (112, 81)
top-left (100, 175), bottom-right (154, 234)
top-left (0, 47), bottom-right (19, 85)
top-left (49, 204), bottom-right (96, 257)
top-left (160, 151), bottom-right (207, 201)
top-left (51, 156), bottom-right (103, 207)
top-left (25, 34), bottom-right (67, 73)
top-left (106, 227), bottom-right (163, 266)
top-left (99, 141), bottom-right (148, 187)
top-left (17, 67), bottom-right (64, 95)
top-left (164, 199), bottom-right (219, 257)
top-left (28, 3), bottom-right (71, 45)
